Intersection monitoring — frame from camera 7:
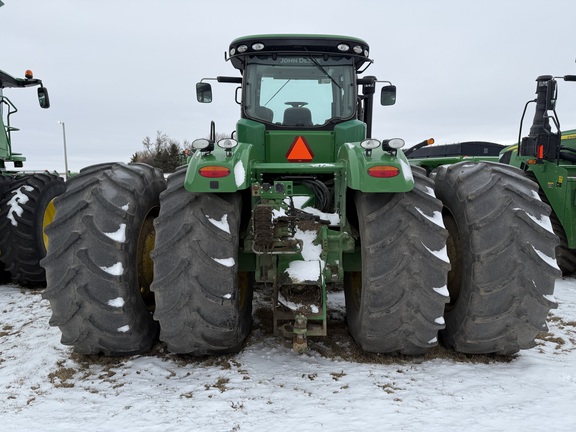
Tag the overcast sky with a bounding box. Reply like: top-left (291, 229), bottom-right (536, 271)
top-left (2, 0), bottom-right (576, 173)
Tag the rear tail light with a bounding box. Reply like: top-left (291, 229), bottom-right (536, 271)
top-left (368, 166), bottom-right (400, 178)
top-left (199, 166), bottom-right (230, 178)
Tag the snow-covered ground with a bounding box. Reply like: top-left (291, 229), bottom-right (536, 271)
top-left (1, 279), bottom-right (575, 432)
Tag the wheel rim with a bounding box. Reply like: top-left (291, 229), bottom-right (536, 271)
top-left (443, 209), bottom-right (463, 311)
top-left (137, 207), bottom-right (159, 310)
top-left (42, 199), bottom-right (57, 252)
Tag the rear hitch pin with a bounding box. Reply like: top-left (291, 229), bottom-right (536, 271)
top-left (293, 314), bottom-right (308, 353)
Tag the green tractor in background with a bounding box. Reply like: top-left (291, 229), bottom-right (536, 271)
top-left (0, 69), bottom-right (65, 286)
top-left (502, 75), bottom-right (576, 274)
top-left (42, 35), bottom-right (559, 358)
top-left (409, 74), bottom-right (576, 275)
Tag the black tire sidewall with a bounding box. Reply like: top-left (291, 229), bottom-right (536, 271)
top-left (0, 174), bottom-right (65, 286)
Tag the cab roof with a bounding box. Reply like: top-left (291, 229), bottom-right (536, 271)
top-left (228, 34), bottom-right (372, 71)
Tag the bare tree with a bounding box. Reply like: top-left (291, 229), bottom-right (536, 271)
top-left (131, 131), bottom-right (188, 173)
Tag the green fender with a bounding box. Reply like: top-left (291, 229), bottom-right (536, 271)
top-left (337, 143), bottom-right (415, 192)
top-left (184, 143), bottom-right (253, 193)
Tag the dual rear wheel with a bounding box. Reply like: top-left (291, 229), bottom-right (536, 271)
top-left (42, 164), bottom-right (251, 356)
top-left (346, 162), bottom-right (559, 355)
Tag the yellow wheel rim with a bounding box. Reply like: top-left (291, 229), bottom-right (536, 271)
top-left (42, 199), bottom-right (57, 252)
top-left (137, 208), bottom-right (159, 310)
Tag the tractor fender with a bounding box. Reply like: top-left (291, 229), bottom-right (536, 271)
top-left (337, 143), bottom-right (415, 192)
top-left (184, 143), bottom-right (253, 193)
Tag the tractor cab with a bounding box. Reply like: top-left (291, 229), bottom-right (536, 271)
top-left (196, 35), bottom-right (396, 163)
top-left (240, 54), bottom-right (358, 129)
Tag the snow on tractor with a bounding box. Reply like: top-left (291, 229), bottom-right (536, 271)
top-left (0, 69), bottom-right (65, 286)
top-left (42, 35), bottom-right (559, 357)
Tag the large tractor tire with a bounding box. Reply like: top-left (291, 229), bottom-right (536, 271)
top-left (344, 167), bottom-right (451, 355)
top-left (434, 162), bottom-right (560, 355)
top-left (0, 173), bottom-right (65, 287)
top-left (151, 169), bottom-right (252, 355)
top-left (41, 163), bottom-right (166, 355)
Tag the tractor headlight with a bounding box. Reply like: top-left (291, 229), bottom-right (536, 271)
top-left (360, 139), bottom-right (380, 157)
top-left (217, 138), bottom-right (238, 150)
top-left (383, 138), bottom-right (405, 149)
top-left (360, 139), bottom-right (381, 150)
top-left (192, 138), bottom-right (212, 150)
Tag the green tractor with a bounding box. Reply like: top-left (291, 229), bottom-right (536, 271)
top-left (409, 74), bottom-right (576, 276)
top-left (42, 35), bottom-right (558, 357)
top-left (0, 69), bottom-right (65, 286)
top-left (501, 74), bottom-right (576, 274)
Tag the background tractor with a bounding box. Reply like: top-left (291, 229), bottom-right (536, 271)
top-left (501, 74), bottom-right (576, 274)
top-left (42, 35), bottom-right (559, 358)
top-left (0, 69), bottom-right (65, 286)
top-left (409, 74), bottom-right (576, 275)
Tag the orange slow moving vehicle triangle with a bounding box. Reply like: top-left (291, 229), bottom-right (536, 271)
top-left (286, 136), bottom-right (314, 162)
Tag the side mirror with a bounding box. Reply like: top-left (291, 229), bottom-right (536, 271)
top-left (381, 85), bottom-right (396, 106)
top-left (38, 87), bottom-right (50, 109)
top-left (564, 75), bottom-right (576, 82)
top-left (196, 82), bottom-right (213, 103)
